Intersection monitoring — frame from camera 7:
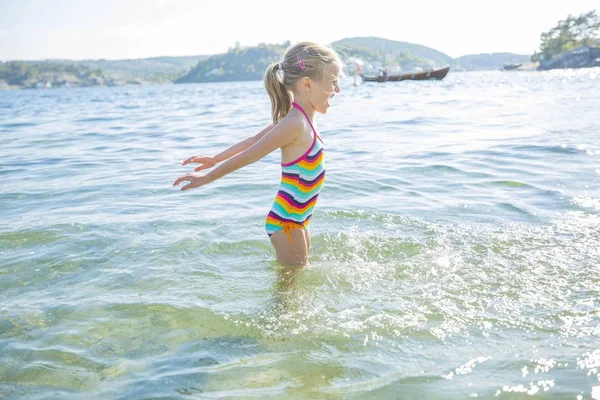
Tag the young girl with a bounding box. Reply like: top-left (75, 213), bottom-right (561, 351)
top-left (173, 42), bottom-right (343, 266)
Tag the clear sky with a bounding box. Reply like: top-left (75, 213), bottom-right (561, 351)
top-left (0, 0), bottom-right (597, 61)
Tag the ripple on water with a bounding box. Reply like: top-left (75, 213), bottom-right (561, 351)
top-left (1, 73), bottom-right (599, 398)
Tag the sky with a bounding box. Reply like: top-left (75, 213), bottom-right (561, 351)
top-left (0, 0), bottom-right (598, 61)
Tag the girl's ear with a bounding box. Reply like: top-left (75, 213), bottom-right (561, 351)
top-left (300, 76), bottom-right (311, 93)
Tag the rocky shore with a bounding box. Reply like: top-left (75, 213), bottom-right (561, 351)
top-left (0, 70), bottom-right (158, 90)
top-left (0, 58), bottom-right (192, 90)
top-left (538, 46), bottom-right (600, 70)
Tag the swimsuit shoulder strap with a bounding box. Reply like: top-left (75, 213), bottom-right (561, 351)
top-left (292, 102), bottom-right (318, 139)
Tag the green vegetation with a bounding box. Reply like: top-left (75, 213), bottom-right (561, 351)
top-left (535, 10), bottom-right (599, 60)
top-left (49, 55), bottom-right (208, 80)
top-left (1, 36), bottom-right (540, 89)
top-left (0, 55), bottom-right (208, 89)
top-left (0, 61), bottom-right (103, 88)
top-left (176, 37), bottom-right (458, 84)
top-left (175, 42), bottom-right (287, 83)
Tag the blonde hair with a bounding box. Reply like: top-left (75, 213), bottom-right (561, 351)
top-left (264, 41), bottom-right (344, 125)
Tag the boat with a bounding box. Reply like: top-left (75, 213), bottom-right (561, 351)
top-left (503, 63), bottom-right (522, 71)
top-left (362, 65), bottom-right (450, 83)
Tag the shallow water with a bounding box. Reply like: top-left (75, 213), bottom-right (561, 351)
top-left (1, 69), bottom-right (600, 399)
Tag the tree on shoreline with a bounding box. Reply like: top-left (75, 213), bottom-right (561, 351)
top-left (537, 10), bottom-right (600, 60)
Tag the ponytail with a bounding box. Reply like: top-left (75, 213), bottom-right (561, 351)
top-left (264, 62), bottom-right (292, 125)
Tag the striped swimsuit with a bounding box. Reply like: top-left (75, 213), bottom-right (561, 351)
top-left (265, 102), bottom-right (326, 242)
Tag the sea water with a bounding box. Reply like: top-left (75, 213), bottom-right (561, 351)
top-left (1, 69), bottom-right (599, 399)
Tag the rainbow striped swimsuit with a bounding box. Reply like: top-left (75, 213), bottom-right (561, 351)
top-left (265, 102), bottom-right (326, 242)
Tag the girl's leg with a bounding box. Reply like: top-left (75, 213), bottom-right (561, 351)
top-left (270, 228), bottom-right (309, 266)
top-left (305, 227), bottom-right (311, 251)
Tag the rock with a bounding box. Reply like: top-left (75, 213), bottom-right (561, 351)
top-left (539, 46), bottom-right (600, 70)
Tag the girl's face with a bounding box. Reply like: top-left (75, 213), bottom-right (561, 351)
top-left (310, 64), bottom-right (341, 114)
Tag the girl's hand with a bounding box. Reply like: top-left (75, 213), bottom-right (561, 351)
top-left (172, 173), bottom-right (208, 192)
top-left (182, 156), bottom-right (217, 172)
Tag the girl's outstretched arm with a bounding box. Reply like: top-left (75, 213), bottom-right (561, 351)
top-left (182, 124), bottom-right (273, 172)
top-left (173, 118), bottom-right (302, 192)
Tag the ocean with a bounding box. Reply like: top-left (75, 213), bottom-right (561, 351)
top-left (1, 69), bottom-right (599, 399)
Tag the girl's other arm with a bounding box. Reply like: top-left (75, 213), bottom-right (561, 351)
top-left (174, 119), bottom-right (302, 191)
top-left (182, 124), bottom-right (273, 171)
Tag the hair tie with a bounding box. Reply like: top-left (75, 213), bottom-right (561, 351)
top-left (296, 54), bottom-right (306, 70)
top-left (278, 62), bottom-right (283, 70)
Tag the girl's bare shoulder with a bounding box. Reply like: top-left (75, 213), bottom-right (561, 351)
top-left (279, 108), bottom-right (309, 134)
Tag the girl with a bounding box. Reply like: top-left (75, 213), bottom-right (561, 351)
top-left (173, 42), bottom-right (343, 266)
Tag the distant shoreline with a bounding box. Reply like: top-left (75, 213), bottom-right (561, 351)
top-left (8, 37), bottom-right (598, 90)
top-left (1, 37), bottom-right (538, 90)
